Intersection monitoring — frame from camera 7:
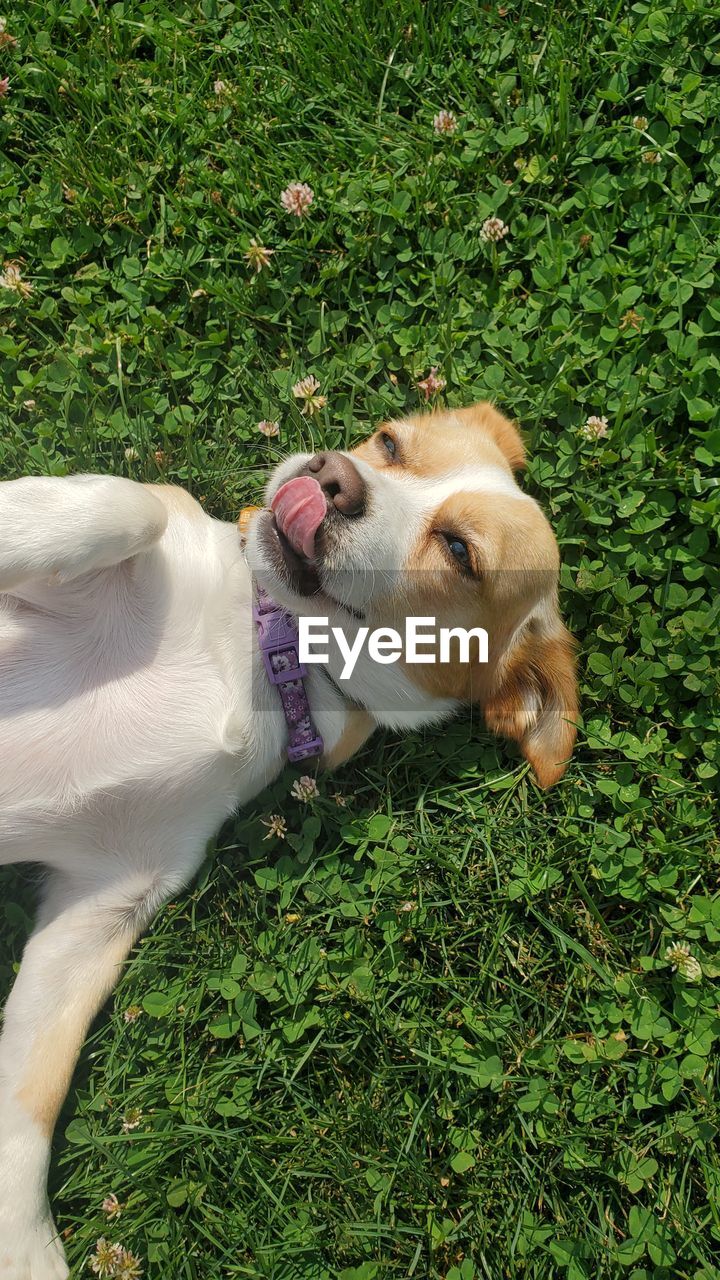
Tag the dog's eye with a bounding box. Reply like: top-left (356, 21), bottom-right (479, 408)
top-left (440, 533), bottom-right (472, 572)
top-left (380, 432), bottom-right (397, 460)
top-left (448, 537), bottom-right (470, 566)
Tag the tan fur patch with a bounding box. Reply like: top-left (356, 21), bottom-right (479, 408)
top-left (393, 490), bottom-right (561, 704)
top-left (16, 935), bottom-right (130, 1137)
top-left (322, 709), bottom-right (375, 770)
top-left (146, 483), bottom-right (207, 519)
top-left (450, 403), bottom-right (526, 470)
top-left (351, 406), bottom-right (577, 785)
top-left (483, 623), bottom-right (578, 787)
top-left (351, 401), bottom-right (525, 479)
top-left (17, 1019), bottom-right (86, 1137)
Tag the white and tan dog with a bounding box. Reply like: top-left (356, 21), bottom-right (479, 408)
top-left (0, 403), bottom-right (577, 1278)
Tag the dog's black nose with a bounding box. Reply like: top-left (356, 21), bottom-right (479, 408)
top-left (305, 452), bottom-right (366, 516)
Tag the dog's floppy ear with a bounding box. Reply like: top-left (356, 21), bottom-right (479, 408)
top-left (482, 612), bottom-right (578, 787)
top-left (454, 402), bottom-right (526, 472)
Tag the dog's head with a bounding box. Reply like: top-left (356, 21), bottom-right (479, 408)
top-left (246, 403), bottom-right (577, 786)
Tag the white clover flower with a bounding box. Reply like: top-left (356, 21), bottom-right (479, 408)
top-left (433, 109), bottom-right (458, 135)
top-left (114, 1248), bottom-right (143, 1280)
top-left (416, 367), bottom-right (446, 400)
top-left (290, 775), bottom-right (319, 801)
top-left (262, 814), bottom-right (287, 840)
top-left (619, 308), bottom-right (642, 332)
top-left (0, 261), bottom-right (32, 297)
top-left (90, 1238), bottom-right (124, 1277)
top-left (665, 943), bottom-right (702, 982)
top-left (102, 1193), bottom-right (123, 1218)
top-left (121, 1108), bottom-right (143, 1133)
top-left (280, 182), bottom-right (314, 217)
top-left (480, 217), bottom-right (509, 243)
top-left (244, 239), bottom-right (274, 272)
top-left (292, 374), bottom-right (319, 399)
top-left (292, 374), bottom-right (326, 415)
top-left (581, 415), bottom-right (609, 441)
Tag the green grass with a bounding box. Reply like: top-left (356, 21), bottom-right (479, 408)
top-left (1, 0), bottom-right (719, 1276)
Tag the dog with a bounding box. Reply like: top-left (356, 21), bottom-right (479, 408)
top-left (0, 402), bottom-right (577, 1278)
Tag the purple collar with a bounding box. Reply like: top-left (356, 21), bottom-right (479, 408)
top-left (253, 586), bottom-right (324, 764)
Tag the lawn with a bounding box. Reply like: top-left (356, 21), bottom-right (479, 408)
top-left (1, 1), bottom-right (719, 1277)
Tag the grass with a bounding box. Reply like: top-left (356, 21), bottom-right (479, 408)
top-left (1, 0), bottom-right (719, 1276)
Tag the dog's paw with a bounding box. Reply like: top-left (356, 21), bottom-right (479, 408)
top-left (0, 1216), bottom-right (69, 1280)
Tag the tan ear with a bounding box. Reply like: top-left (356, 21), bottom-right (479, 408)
top-left (454, 402), bottom-right (526, 471)
top-left (482, 615), bottom-right (578, 787)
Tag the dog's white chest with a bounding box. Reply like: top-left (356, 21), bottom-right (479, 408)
top-left (0, 510), bottom-right (279, 856)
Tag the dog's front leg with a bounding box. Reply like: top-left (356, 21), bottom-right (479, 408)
top-left (0, 474), bottom-right (168, 595)
top-left (0, 865), bottom-right (179, 1279)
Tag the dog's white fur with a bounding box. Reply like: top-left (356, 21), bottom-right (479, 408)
top-left (0, 410), bottom-right (575, 1277)
top-left (0, 472), bottom-right (457, 1276)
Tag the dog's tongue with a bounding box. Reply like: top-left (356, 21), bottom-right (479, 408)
top-left (271, 476), bottom-right (327, 561)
